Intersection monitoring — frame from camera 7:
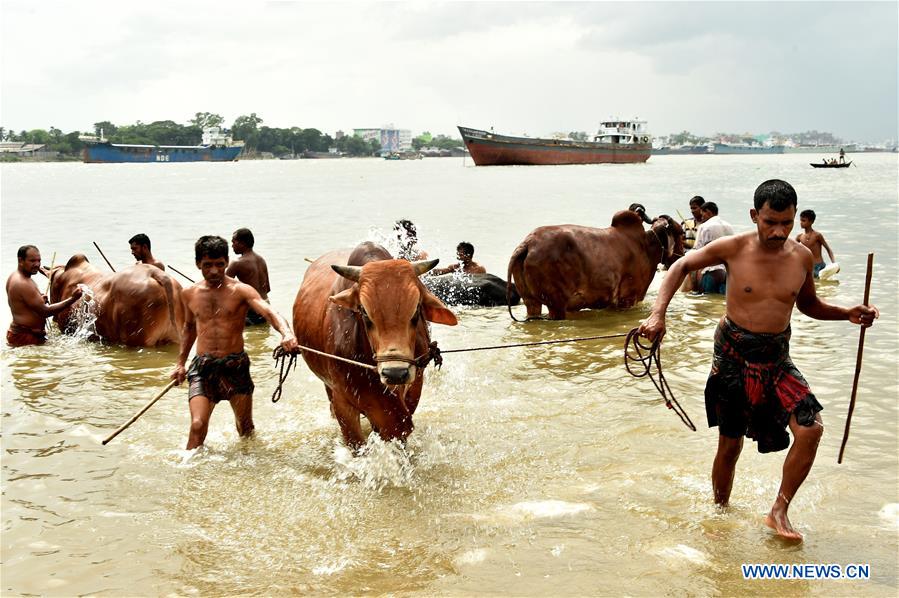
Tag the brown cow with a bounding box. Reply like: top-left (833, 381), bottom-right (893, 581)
top-left (48, 254), bottom-right (184, 346)
top-left (507, 211), bottom-right (684, 320)
top-left (293, 242), bottom-right (457, 448)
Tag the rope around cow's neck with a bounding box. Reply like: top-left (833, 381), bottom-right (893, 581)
top-left (623, 328), bottom-right (696, 431)
top-left (271, 329), bottom-right (696, 433)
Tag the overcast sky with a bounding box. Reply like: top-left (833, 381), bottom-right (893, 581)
top-left (2, 1), bottom-right (896, 142)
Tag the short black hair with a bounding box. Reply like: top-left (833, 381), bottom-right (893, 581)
top-left (195, 235), bottom-right (228, 262)
top-left (754, 179), bottom-right (798, 211)
top-left (129, 233), bottom-right (151, 249)
top-left (700, 201), bottom-right (719, 215)
top-left (232, 227), bottom-right (254, 248)
top-left (17, 245), bottom-right (38, 260)
top-left (457, 241), bottom-right (475, 256)
top-left (395, 219), bottom-right (417, 237)
top-left (689, 196), bottom-right (705, 207)
top-left (800, 209), bottom-right (816, 222)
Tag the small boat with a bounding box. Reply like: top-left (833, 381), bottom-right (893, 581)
top-left (810, 161), bottom-right (851, 168)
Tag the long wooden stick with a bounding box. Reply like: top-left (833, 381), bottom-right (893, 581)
top-left (102, 380), bottom-right (177, 445)
top-left (168, 265), bottom-right (195, 283)
top-left (92, 241), bottom-right (116, 272)
top-left (43, 251), bottom-right (56, 295)
top-left (838, 252), bottom-right (874, 464)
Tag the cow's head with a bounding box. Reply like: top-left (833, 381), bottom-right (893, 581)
top-left (650, 215), bottom-right (685, 268)
top-left (329, 259), bottom-right (458, 386)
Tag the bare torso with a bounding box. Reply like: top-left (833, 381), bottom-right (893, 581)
top-left (182, 277), bottom-right (252, 356)
top-left (6, 271), bottom-right (46, 329)
top-left (796, 231), bottom-right (825, 262)
top-left (722, 232), bottom-right (812, 332)
top-left (227, 251), bottom-right (270, 299)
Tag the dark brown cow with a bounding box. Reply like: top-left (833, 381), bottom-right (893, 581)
top-left (507, 211), bottom-right (684, 320)
top-left (48, 254), bottom-right (184, 346)
top-left (293, 242), bottom-right (457, 448)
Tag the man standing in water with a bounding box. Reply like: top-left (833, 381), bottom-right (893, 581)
top-left (639, 179), bottom-right (878, 541)
top-left (170, 236), bottom-right (298, 450)
top-left (6, 245), bottom-right (82, 346)
top-left (226, 228), bottom-right (271, 325)
top-left (129, 234), bottom-right (165, 271)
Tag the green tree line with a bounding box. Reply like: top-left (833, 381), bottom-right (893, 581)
top-left (1, 112), bottom-right (466, 158)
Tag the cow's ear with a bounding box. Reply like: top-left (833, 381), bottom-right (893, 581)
top-left (421, 292), bottom-right (458, 326)
top-left (328, 286), bottom-right (359, 310)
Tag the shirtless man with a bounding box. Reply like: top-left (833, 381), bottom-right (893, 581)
top-left (639, 179), bottom-right (878, 541)
top-left (170, 236), bottom-right (298, 450)
top-left (226, 228), bottom-right (271, 325)
top-left (129, 234), bottom-right (165, 271)
top-left (432, 242), bottom-right (488, 276)
top-left (6, 245), bottom-right (82, 346)
top-left (795, 210), bottom-right (836, 278)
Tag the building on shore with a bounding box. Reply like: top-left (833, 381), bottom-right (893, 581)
top-left (353, 126), bottom-right (412, 154)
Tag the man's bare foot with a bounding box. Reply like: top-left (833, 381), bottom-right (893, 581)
top-left (765, 506), bottom-right (803, 541)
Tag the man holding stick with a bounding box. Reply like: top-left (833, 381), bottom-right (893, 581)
top-left (639, 179), bottom-right (878, 541)
top-left (170, 236), bottom-right (298, 450)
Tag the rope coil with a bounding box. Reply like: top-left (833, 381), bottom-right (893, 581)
top-left (624, 328), bottom-right (696, 431)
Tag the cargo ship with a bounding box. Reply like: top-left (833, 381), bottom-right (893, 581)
top-left (80, 127), bottom-right (244, 163)
top-left (710, 142), bottom-right (785, 154)
top-left (458, 119), bottom-right (651, 166)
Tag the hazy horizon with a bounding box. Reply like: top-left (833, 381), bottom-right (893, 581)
top-left (2, 1), bottom-right (896, 143)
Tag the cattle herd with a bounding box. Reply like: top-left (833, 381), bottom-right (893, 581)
top-left (45, 207), bottom-right (679, 445)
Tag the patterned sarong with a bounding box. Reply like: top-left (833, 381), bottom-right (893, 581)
top-left (187, 352), bottom-right (255, 403)
top-left (705, 317), bottom-right (822, 453)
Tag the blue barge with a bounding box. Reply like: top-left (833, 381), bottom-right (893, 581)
top-left (80, 127), bottom-right (244, 163)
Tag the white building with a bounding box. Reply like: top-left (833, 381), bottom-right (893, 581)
top-left (353, 126), bottom-right (412, 153)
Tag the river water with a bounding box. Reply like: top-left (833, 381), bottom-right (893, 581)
top-left (1, 154), bottom-right (897, 596)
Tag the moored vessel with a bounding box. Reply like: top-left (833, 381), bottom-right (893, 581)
top-left (80, 127), bottom-right (244, 163)
top-left (458, 119), bottom-right (651, 166)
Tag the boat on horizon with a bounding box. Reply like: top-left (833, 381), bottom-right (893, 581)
top-left (458, 119), bottom-right (651, 166)
top-left (810, 160), bottom-right (852, 168)
top-left (710, 142), bottom-right (785, 155)
top-left (80, 127), bottom-right (244, 163)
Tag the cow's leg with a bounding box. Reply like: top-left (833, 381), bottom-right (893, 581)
top-left (187, 395), bottom-right (216, 450)
top-left (524, 299), bottom-right (544, 319)
top-left (365, 405), bottom-right (413, 443)
top-left (547, 303), bottom-right (568, 320)
top-left (228, 393), bottom-right (255, 438)
top-left (330, 391), bottom-right (365, 449)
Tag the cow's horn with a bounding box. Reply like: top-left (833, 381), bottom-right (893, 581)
top-left (411, 259), bottom-right (439, 276)
top-left (331, 264), bottom-right (362, 282)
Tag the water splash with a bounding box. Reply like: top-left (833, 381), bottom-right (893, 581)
top-left (331, 434), bottom-right (416, 491)
top-left (68, 284), bottom-right (99, 341)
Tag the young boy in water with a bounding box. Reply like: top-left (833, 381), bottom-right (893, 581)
top-left (795, 210), bottom-right (836, 278)
top-left (170, 236), bottom-right (298, 449)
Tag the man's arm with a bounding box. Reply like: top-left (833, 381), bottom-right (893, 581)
top-left (431, 263), bottom-right (459, 276)
top-left (795, 270), bottom-right (877, 326)
top-left (244, 288), bottom-right (298, 352)
top-left (819, 235), bottom-right (836, 263)
top-left (170, 292), bottom-right (197, 385)
top-left (639, 237), bottom-right (734, 340)
top-left (18, 282), bottom-right (82, 317)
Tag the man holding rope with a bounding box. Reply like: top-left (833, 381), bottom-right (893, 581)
top-left (170, 236), bottom-right (298, 450)
top-left (638, 179), bottom-right (878, 541)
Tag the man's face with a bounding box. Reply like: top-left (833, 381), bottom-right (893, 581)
top-left (231, 237), bottom-right (245, 255)
top-left (19, 248), bottom-right (41, 275)
top-left (752, 204), bottom-right (796, 249)
top-left (799, 216), bottom-right (812, 230)
top-left (690, 203), bottom-right (703, 221)
top-left (456, 250), bottom-right (472, 265)
top-left (701, 208), bottom-right (714, 222)
top-left (130, 242), bottom-right (146, 261)
top-left (197, 255), bottom-right (228, 286)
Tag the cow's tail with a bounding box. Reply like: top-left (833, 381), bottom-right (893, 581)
top-left (507, 243), bottom-right (528, 322)
top-left (148, 269), bottom-right (180, 336)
